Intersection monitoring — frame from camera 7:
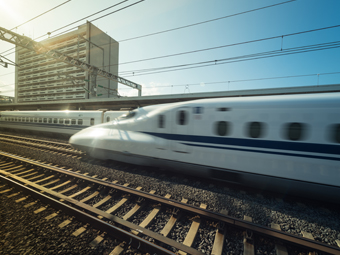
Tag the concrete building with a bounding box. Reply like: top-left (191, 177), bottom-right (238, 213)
top-left (15, 22), bottom-right (119, 103)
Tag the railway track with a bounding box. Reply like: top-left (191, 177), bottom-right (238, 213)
top-left (1, 150), bottom-right (339, 254)
top-left (0, 133), bottom-right (82, 157)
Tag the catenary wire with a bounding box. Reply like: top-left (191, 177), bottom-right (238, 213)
top-left (0, 0), bottom-right (137, 55)
top-left (10, 0), bottom-right (72, 31)
top-left (106, 24), bottom-right (340, 68)
top-left (119, 0), bottom-right (296, 42)
top-left (119, 41), bottom-right (340, 77)
top-left (0, 0), bottom-right (292, 57)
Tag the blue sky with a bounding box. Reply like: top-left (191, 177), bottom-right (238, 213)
top-left (0, 0), bottom-right (339, 97)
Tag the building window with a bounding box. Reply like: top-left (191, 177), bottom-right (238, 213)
top-left (331, 124), bottom-right (340, 143)
top-left (158, 115), bottom-right (165, 128)
top-left (59, 118), bottom-right (63, 124)
top-left (90, 118), bottom-right (95, 125)
top-left (43, 118), bottom-right (47, 123)
top-left (177, 110), bottom-right (187, 125)
top-left (71, 119), bottom-right (76, 125)
top-left (247, 122), bottom-right (265, 138)
top-left (215, 121), bottom-right (230, 136)
top-left (106, 116), bottom-right (110, 122)
top-left (65, 119), bottom-right (70, 124)
top-left (284, 122), bottom-right (306, 141)
top-left (48, 118), bottom-right (52, 123)
top-left (53, 118), bottom-right (58, 124)
top-left (78, 119), bottom-right (83, 125)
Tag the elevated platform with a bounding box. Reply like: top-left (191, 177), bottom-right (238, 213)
top-left (1, 83), bottom-right (340, 111)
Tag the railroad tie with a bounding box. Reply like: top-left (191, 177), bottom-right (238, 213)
top-left (72, 225), bottom-right (87, 237)
top-left (68, 186), bottom-right (91, 198)
top-left (45, 212), bottom-right (58, 221)
top-left (243, 216), bottom-right (254, 255)
top-left (178, 203), bottom-right (207, 255)
top-left (271, 223), bottom-right (288, 255)
top-left (131, 194), bottom-right (171, 235)
top-left (15, 196), bottom-right (28, 203)
top-left (79, 191), bottom-right (99, 203)
top-left (7, 192), bottom-right (21, 198)
top-left (160, 197), bottom-right (188, 237)
top-left (90, 234), bottom-right (105, 247)
top-left (122, 190), bottom-right (156, 221)
top-left (336, 240), bottom-right (340, 248)
top-left (211, 210), bottom-right (228, 255)
top-left (97, 185), bottom-right (140, 220)
top-left (301, 231), bottom-right (316, 255)
top-left (50, 180), bottom-right (71, 191)
top-left (58, 219), bottom-right (72, 228)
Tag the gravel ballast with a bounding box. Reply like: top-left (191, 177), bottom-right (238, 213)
top-left (1, 133), bottom-right (340, 253)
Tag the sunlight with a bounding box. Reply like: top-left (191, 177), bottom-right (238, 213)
top-left (0, 1), bottom-right (22, 23)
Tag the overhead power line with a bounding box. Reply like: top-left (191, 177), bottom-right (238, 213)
top-left (119, 41), bottom-right (340, 77)
top-left (119, 0), bottom-right (296, 42)
top-left (118, 71), bottom-right (340, 90)
top-left (10, 0), bottom-right (72, 30)
top-left (0, 0), bottom-right (142, 56)
top-left (0, 0), bottom-right (291, 57)
top-left (106, 24), bottom-right (340, 68)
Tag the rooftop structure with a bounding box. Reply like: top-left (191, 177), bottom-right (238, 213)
top-left (15, 22), bottom-right (119, 103)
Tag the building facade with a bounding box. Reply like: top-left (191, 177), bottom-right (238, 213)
top-left (15, 22), bottom-right (119, 103)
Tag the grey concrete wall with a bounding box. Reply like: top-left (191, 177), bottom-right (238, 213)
top-left (86, 22), bottom-right (119, 99)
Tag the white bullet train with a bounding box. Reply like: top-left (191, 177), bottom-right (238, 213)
top-left (0, 110), bottom-right (127, 137)
top-left (69, 93), bottom-right (340, 201)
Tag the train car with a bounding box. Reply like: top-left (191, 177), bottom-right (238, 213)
top-left (0, 110), bottom-right (127, 137)
top-left (69, 93), bottom-right (340, 202)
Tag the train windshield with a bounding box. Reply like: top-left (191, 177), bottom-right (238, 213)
top-left (118, 111), bottom-right (137, 120)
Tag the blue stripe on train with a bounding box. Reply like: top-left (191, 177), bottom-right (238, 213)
top-left (142, 132), bottom-right (340, 156)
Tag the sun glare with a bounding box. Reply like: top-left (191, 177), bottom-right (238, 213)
top-left (0, 0), bottom-right (23, 24)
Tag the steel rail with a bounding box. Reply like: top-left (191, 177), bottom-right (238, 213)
top-left (0, 175), bottom-right (176, 255)
top-left (0, 134), bottom-right (70, 147)
top-left (0, 151), bottom-right (339, 254)
top-left (0, 136), bottom-right (80, 155)
top-left (0, 167), bottom-right (204, 254)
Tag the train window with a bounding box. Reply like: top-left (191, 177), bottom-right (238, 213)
top-left (247, 122), bottom-right (265, 138)
top-left (59, 118), bottom-right (63, 124)
top-left (284, 122), bottom-right (306, 141)
top-left (193, 107), bottom-right (203, 114)
top-left (331, 124), bottom-right (340, 143)
top-left (106, 116), bottom-right (110, 122)
top-left (53, 118), bottom-right (58, 124)
top-left (217, 107), bottom-right (230, 112)
top-left (15, 118), bottom-right (17, 121)
top-left (71, 119), bottom-right (76, 125)
top-left (43, 118), bottom-right (47, 123)
top-left (158, 115), bottom-right (165, 128)
top-left (119, 111), bottom-right (136, 120)
top-left (65, 119), bottom-right (70, 124)
top-left (177, 110), bottom-right (187, 125)
top-left (34, 118), bottom-right (38, 122)
top-left (78, 119), bottom-right (83, 125)
top-left (39, 118), bottom-right (42, 123)
top-left (48, 118), bottom-right (52, 123)
top-left (90, 118), bottom-right (95, 125)
top-left (215, 121), bottom-right (230, 136)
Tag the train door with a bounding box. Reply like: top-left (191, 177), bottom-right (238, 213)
top-left (154, 112), bottom-right (170, 153)
top-left (171, 107), bottom-right (192, 153)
